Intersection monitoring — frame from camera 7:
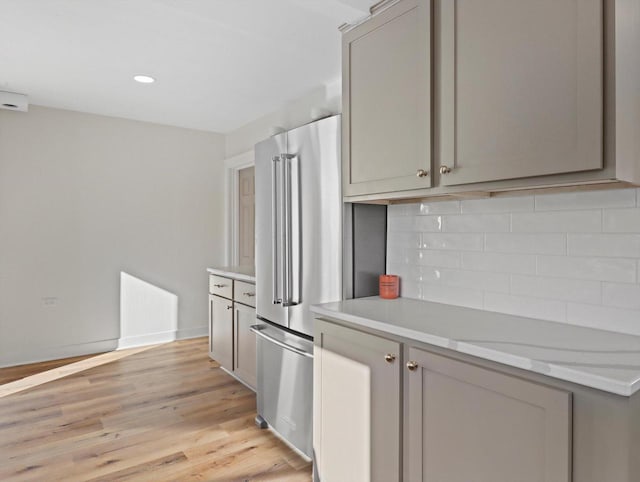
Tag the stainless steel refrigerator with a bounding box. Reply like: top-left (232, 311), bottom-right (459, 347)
top-left (251, 115), bottom-right (342, 458)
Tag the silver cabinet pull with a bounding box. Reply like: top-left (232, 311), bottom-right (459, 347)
top-left (226, 305), bottom-right (233, 310)
top-left (439, 165), bottom-right (452, 175)
top-left (406, 361), bottom-right (419, 371)
top-left (243, 292), bottom-right (256, 297)
top-left (384, 354), bottom-right (396, 363)
top-left (416, 169), bottom-right (429, 178)
top-left (213, 284), bottom-right (227, 288)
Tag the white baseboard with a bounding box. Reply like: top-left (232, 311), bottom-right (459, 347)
top-left (0, 325), bottom-right (209, 368)
top-left (176, 325), bottom-right (208, 340)
top-left (117, 330), bottom-right (177, 350)
top-left (0, 339), bottom-right (119, 369)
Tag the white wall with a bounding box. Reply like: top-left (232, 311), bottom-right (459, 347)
top-left (387, 188), bottom-right (640, 336)
top-left (224, 80), bottom-right (341, 158)
top-left (0, 105), bottom-right (226, 366)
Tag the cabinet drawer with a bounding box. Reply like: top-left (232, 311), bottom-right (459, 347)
top-left (209, 275), bottom-right (232, 299)
top-left (233, 280), bottom-right (256, 307)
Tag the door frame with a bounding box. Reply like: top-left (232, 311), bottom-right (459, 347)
top-left (224, 150), bottom-right (255, 265)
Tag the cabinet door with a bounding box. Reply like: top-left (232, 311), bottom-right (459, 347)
top-left (343, 0), bottom-right (431, 197)
top-left (405, 347), bottom-right (572, 482)
top-left (209, 294), bottom-right (233, 370)
top-left (234, 302), bottom-right (257, 389)
top-left (313, 319), bottom-right (402, 482)
top-left (437, 0), bottom-right (603, 185)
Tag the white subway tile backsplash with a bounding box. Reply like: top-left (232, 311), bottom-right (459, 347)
top-left (462, 252), bottom-right (536, 274)
top-left (602, 283), bottom-right (640, 310)
top-left (442, 214), bottom-right (510, 233)
top-left (534, 188), bottom-right (636, 212)
top-left (419, 267), bottom-right (510, 293)
top-left (485, 233), bottom-right (566, 255)
top-left (421, 283), bottom-right (484, 310)
top-left (567, 304), bottom-right (640, 336)
top-left (387, 203), bottom-right (417, 217)
top-left (568, 234), bottom-right (640, 258)
top-left (400, 280), bottom-right (422, 299)
top-left (603, 208), bottom-right (640, 233)
top-left (510, 275), bottom-right (601, 304)
top-left (512, 210), bottom-right (602, 233)
top-left (537, 255), bottom-right (637, 282)
top-left (414, 215), bottom-right (442, 232)
top-left (419, 199), bottom-right (461, 215)
top-left (387, 188), bottom-right (640, 335)
top-left (461, 196), bottom-right (534, 213)
top-left (387, 215), bottom-right (414, 232)
top-left (388, 232), bottom-right (421, 249)
top-left (484, 292), bottom-right (566, 323)
top-left (420, 233), bottom-right (483, 251)
top-left (414, 250), bottom-right (461, 268)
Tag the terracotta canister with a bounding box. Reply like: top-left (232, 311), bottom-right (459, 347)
top-left (379, 274), bottom-right (400, 299)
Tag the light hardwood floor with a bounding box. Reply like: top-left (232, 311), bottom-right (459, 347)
top-left (0, 353), bottom-right (100, 385)
top-left (0, 337), bottom-right (312, 481)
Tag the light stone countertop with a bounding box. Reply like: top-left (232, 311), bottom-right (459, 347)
top-left (207, 266), bottom-right (255, 283)
top-left (310, 296), bottom-right (640, 397)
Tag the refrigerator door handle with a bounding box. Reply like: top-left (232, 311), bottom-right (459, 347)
top-left (282, 154), bottom-right (300, 307)
top-left (271, 156), bottom-right (282, 305)
top-left (250, 324), bottom-right (313, 358)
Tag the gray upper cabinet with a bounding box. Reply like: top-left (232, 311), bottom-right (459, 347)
top-left (405, 346), bottom-right (572, 482)
top-left (342, 0), bottom-right (431, 197)
top-left (436, 0), bottom-right (603, 186)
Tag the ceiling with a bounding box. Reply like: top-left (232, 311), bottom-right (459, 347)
top-left (0, 0), bottom-right (374, 133)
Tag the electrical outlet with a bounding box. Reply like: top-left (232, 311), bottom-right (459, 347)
top-left (42, 297), bottom-right (58, 307)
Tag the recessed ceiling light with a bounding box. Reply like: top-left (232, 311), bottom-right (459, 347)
top-left (134, 75), bottom-right (155, 84)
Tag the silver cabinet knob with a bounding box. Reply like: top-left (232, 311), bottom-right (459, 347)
top-left (384, 354), bottom-right (396, 363)
top-left (439, 165), bottom-right (452, 175)
top-left (406, 361), bottom-right (418, 371)
top-left (416, 169), bottom-right (429, 178)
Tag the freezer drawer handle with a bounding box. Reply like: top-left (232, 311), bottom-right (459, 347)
top-left (250, 325), bottom-right (313, 359)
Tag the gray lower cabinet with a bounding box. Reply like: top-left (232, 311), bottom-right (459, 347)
top-left (405, 347), bottom-right (572, 482)
top-left (208, 275), bottom-right (257, 390)
top-left (233, 302), bottom-right (257, 389)
top-left (209, 294), bottom-right (234, 370)
top-left (313, 319), bottom-right (401, 482)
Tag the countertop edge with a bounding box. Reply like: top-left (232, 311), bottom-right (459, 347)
top-left (206, 267), bottom-right (255, 283)
top-left (310, 304), bottom-right (637, 397)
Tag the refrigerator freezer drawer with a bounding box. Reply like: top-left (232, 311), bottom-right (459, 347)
top-left (251, 323), bottom-right (313, 458)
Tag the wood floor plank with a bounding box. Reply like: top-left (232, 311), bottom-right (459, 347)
top-left (0, 337), bottom-right (311, 481)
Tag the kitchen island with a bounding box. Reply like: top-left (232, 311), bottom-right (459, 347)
top-left (311, 297), bottom-right (640, 482)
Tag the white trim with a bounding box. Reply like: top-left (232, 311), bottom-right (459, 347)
top-left (0, 338), bottom-right (119, 368)
top-left (176, 325), bottom-right (208, 340)
top-left (117, 330), bottom-right (175, 350)
top-left (224, 150), bottom-right (255, 265)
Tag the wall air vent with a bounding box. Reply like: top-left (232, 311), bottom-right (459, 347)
top-left (0, 91), bottom-right (28, 112)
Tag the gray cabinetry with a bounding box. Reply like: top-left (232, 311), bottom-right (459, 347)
top-left (233, 302), bottom-right (257, 389)
top-left (342, 0), bottom-right (431, 197)
top-left (437, 0), bottom-right (603, 186)
top-left (313, 319), bottom-right (401, 482)
top-left (209, 294), bottom-right (234, 370)
top-left (208, 274), bottom-right (257, 390)
top-left (339, 0), bottom-right (640, 201)
top-left (405, 347), bottom-right (572, 482)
